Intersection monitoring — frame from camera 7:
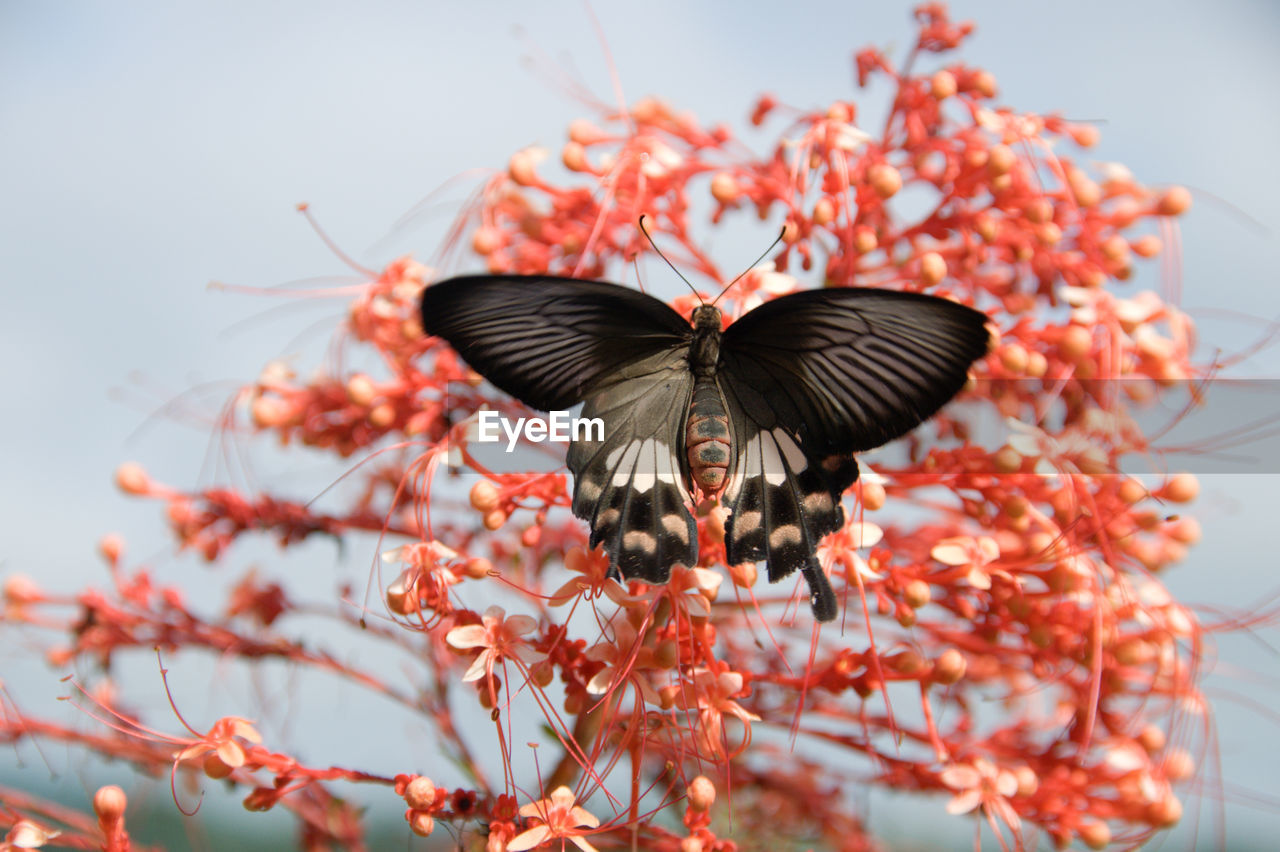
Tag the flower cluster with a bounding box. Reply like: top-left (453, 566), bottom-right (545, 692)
top-left (1, 5), bottom-right (1233, 850)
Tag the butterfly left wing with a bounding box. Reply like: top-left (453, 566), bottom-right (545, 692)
top-left (419, 275), bottom-right (692, 411)
top-left (567, 349), bottom-right (698, 584)
top-left (717, 286), bottom-right (990, 620)
top-left (419, 274), bottom-right (701, 587)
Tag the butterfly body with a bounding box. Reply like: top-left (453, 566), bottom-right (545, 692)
top-left (684, 379), bottom-right (731, 495)
top-left (420, 274), bottom-right (989, 621)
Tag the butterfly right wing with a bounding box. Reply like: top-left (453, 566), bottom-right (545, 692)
top-left (419, 275), bottom-right (692, 411)
top-left (716, 377), bottom-right (855, 621)
top-left (714, 286), bottom-right (989, 621)
top-left (568, 349), bottom-right (699, 584)
top-left (719, 287), bottom-right (990, 453)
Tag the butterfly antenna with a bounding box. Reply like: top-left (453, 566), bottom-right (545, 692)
top-left (637, 215), bottom-right (703, 304)
top-left (708, 225), bottom-right (788, 308)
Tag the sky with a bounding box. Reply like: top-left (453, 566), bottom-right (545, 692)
top-left (2, 1), bottom-right (1278, 848)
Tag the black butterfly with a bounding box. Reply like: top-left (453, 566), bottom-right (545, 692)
top-left (420, 275), bottom-right (989, 621)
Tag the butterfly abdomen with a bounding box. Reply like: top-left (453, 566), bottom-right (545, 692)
top-left (685, 378), bottom-right (731, 496)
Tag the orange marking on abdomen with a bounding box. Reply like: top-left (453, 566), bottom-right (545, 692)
top-left (686, 380), bottom-right (730, 497)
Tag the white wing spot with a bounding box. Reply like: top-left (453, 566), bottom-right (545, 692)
top-left (604, 443), bottom-right (628, 469)
top-left (734, 510), bottom-right (762, 532)
top-left (623, 531), bottom-right (658, 554)
top-left (661, 513), bottom-right (690, 543)
top-left (630, 438), bottom-right (658, 493)
top-left (769, 524), bottom-right (804, 548)
top-left (803, 490), bottom-right (833, 514)
top-left (609, 440), bottom-right (642, 488)
top-left (772, 428), bottom-right (808, 473)
top-left (761, 433), bottom-right (787, 486)
top-left (597, 508), bottom-right (620, 528)
top-left (613, 439), bottom-right (680, 493)
top-left (577, 478), bottom-right (602, 504)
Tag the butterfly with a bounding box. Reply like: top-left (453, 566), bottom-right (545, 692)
top-left (419, 274), bottom-right (989, 621)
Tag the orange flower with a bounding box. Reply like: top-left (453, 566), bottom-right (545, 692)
top-left (584, 618), bottom-right (662, 704)
top-left (940, 757), bottom-right (1021, 832)
top-left (931, 535), bottom-right (1010, 591)
top-left (671, 668), bottom-right (761, 758)
top-left (507, 786), bottom-right (601, 852)
top-left (819, 519), bottom-right (885, 581)
top-left (446, 606), bottom-right (545, 682)
top-left (174, 716), bottom-right (262, 776)
top-left (547, 546), bottom-right (636, 609)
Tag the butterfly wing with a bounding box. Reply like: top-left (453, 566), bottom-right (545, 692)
top-left (419, 275), bottom-right (692, 410)
top-left (717, 378), bottom-right (856, 621)
top-left (717, 287), bottom-right (989, 620)
top-left (719, 287), bottom-right (990, 453)
top-left (568, 349), bottom-right (698, 583)
top-left (420, 274), bottom-right (699, 585)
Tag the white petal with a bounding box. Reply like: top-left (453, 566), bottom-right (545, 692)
top-left (946, 789), bottom-right (982, 815)
top-left (850, 522), bottom-right (883, 549)
top-left (504, 614), bottom-right (537, 636)
top-left (851, 554), bottom-right (883, 581)
top-left (931, 542), bottom-right (971, 566)
top-left (461, 653), bottom-right (488, 683)
top-left (446, 625), bottom-right (488, 649)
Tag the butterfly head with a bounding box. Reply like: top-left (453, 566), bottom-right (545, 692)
top-left (691, 304), bottom-right (722, 330)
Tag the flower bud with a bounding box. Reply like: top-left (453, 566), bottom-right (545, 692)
top-left (94, 785), bottom-right (127, 824)
top-left (919, 252), bottom-right (946, 286)
top-left (860, 480), bottom-right (886, 510)
top-left (346, 373), bottom-right (377, 406)
top-left (405, 775), bottom-right (436, 810)
top-left (470, 481), bottom-right (500, 512)
top-left (728, 562), bottom-right (757, 588)
top-left (903, 579), bottom-right (931, 609)
top-left (1078, 820), bottom-right (1111, 849)
top-left (710, 173), bottom-right (741, 204)
top-left (932, 649), bottom-right (967, 684)
top-left (1161, 473), bottom-right (1198, 503)
top-left (1148, 793), bottom-right (1182, 827)
top-left (410, 812), bottom-right (435, 836)
top-left (868, 163), bottom-right (902, 198)
top-left (687, 775), bottom-right (716, 811)
top-left (853, 226), bottom-right (878, 253)
top-left (1156, 186), bottom-right (1192, 216)
top-left (115, 462), bottom-right (151, 495)
top-left (930, 70), bottom-right (957, 99)
top-left (987, 144), bottom-right (1015, 176)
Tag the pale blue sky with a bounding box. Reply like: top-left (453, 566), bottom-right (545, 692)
top-left (2, 1), bottom-right (1278, 847)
